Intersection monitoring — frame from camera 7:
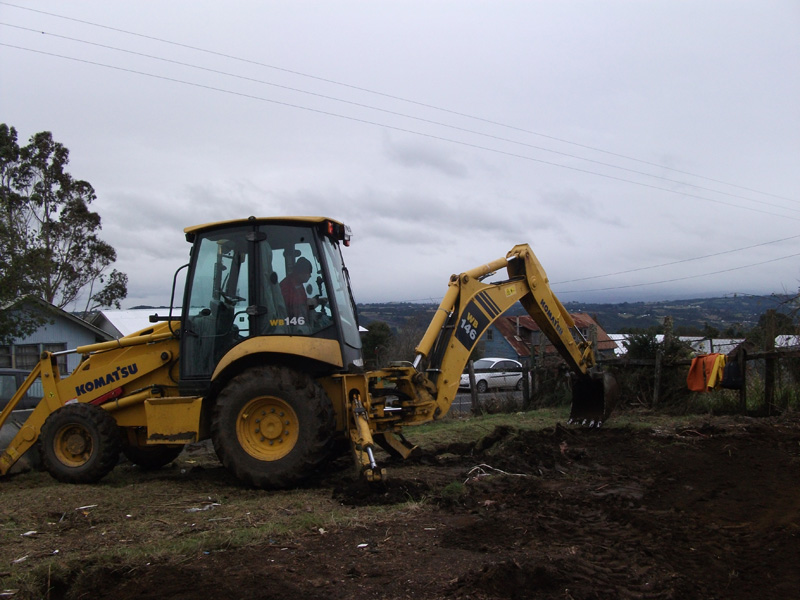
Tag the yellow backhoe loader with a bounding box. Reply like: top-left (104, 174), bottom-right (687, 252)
top-left (0, 216), bottom-right (615, 487)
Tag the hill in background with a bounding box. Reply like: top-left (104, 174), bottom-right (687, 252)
top-left (358, 294), bottom-right (797, 335)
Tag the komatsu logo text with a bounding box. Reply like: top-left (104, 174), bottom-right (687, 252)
top-left (75, 363), bottom-right (138, 397)
top-left (540, 298), bottom-right (564, 336)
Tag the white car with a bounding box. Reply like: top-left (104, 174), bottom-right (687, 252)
top-left (459, 358), bottom-right (525, 393)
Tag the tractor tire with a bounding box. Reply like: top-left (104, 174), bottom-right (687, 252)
top-left (39, 403), bottom-right (121, 484)
top-left (476, 379), bottom-right (488, 394)
top-left (122, 444), bottom-right (184, 470)
top-left (211, 365), bottom-right (335, 489)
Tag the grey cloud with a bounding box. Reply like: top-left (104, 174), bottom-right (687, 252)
top-left (382, 135), bottom-right (468, 178)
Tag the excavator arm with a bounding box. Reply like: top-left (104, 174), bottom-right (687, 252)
top-left (414, 244), bottom-right (605, 418)
top-left (344, 243), bottom-right (616, 480)
top-left (340, 243), bottom-right (617, 480)
top-left (358, 243), bottom-right (613, 442)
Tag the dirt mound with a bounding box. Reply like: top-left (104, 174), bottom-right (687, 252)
top-left (332, 477), bottom-right (431, 506)
top-left (454, 560), bottom-right (565, 599)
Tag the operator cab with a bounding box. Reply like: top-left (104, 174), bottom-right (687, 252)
top-left (178, 217), bottom-right (362, 394)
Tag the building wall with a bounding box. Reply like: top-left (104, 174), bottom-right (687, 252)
top-left (481, 325), bottom-right (520, 359)
top-left (1, 305), bottom-right (109, 373)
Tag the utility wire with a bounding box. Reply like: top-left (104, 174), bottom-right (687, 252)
top-left (0, 0), bottom-right (794, 206)
top-left (381, 241), bottom-right (800, 302)
top-left (3, 5), bottom-right (795, 304)
top-left (555, 251), bottom-right (800, 295)
top-left (2, 42), bottom-right (799, 225)
top-left (3, 22), bottom-right (796, 216)
top-left (553, 233), bottom-right (800, 284)
top-left (4, 41), bottom-right (799, 300)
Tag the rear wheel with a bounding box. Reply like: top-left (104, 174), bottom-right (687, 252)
top-left (515, 377), bottom-right (523, 391)
top-left (212, 365), bottom-right (335, 489)
top-left (122, 444), bottom-right (184, 470)
top-left (39, 403), bottom-right (121, 483)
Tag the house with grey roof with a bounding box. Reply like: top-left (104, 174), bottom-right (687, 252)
top-left (1, 297), bottom-right (112, 373)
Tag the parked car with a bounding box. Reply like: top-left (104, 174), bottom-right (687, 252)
top-left (459, 358), bottom-right (526, 393)
top-left (0, 368), bottom-right (43, 472)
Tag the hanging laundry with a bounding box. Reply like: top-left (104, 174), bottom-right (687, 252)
top-left (687, 353), bottom-right (727, 392)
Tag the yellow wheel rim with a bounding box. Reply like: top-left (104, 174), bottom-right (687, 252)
top-left (53, 424), bottom-right (93, 468)
top-left (236, 396), bottom-right (299, 461)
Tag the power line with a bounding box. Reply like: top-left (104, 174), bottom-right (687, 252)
top-left (555, 251), bottom-right (800, 295)
top-left (381, 252), bottom-right (800, 304)
top-left (3, 5), bottom-right (795, 305)
top-left (2, 42), bottom-right (800, 225)
top-left (365, 242), bottom-right (800, 301)
top-left (0, 0), bottom-right (794, 206)
top-left (553, 233), bottom-right (800, 284)
top-left (4, 21), bottom-right (797, 216)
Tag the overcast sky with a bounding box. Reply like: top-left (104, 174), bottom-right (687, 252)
top-left (1, 1), bottom-right (798, 309)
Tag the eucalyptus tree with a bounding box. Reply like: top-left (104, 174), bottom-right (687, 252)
top-left (0, 123), bottom-right (127, 342)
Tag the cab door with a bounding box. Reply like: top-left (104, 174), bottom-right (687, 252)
top-left (495, 360), bottom-right (518, 388)
top-left (180, 225), bottom-right (253, 388)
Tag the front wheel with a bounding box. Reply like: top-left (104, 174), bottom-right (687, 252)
top-left (39, 403), bottom-right (121, 484)
top-left (212, 366), bottom-right (335, 489)
top-left (476, 379), bottom-right (488, 394)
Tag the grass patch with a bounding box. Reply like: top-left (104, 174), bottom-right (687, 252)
top-left (407, 405), bottom-right (705, 447)
top-left (408, 407), bottom-right (569, 447)
top-left (438, 481), bottom-right (467, 503)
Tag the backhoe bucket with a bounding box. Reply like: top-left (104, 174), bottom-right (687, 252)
top-left (569, 372), bottom-right (618, 426)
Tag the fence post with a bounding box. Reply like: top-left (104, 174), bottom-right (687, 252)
top-left (653, 349), bottom-right (663, 406)
top-left (653, 316), bottom-right (672, 407)
top-left (738, 347), bottom-right (747, 414)
top-left (467, 360), bottom-right (479, 413)
top-left (534, 333), bottom-right (546, 397)
top-left (522, 359), bottom-right (531, 409)
top-left (764, 310), bottom-right (776, 415)
top-left (663, 316), bottom-right (674, 348)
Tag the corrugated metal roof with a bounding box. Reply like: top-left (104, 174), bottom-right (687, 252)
top-left (492, 313), bottom-right (617, 358)
top-left (608, 334), bottom-right (747, 356)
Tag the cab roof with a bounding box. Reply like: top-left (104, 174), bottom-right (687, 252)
top-left (184, 216), bottom-right (342, 236)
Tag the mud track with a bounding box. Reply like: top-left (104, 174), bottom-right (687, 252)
top-left (4, 415), bottom-right (800, 599)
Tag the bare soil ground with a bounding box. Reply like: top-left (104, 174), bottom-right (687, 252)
top-left (2, 412), bottom-right (799, 599)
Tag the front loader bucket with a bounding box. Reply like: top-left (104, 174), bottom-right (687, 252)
top-left (569, 372), bottom-right (618, 426)
top-left (0, 412), bottom-right (42, 474)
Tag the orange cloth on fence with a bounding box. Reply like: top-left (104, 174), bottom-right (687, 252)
top-left (687, 353), bottom-right (727, 392)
